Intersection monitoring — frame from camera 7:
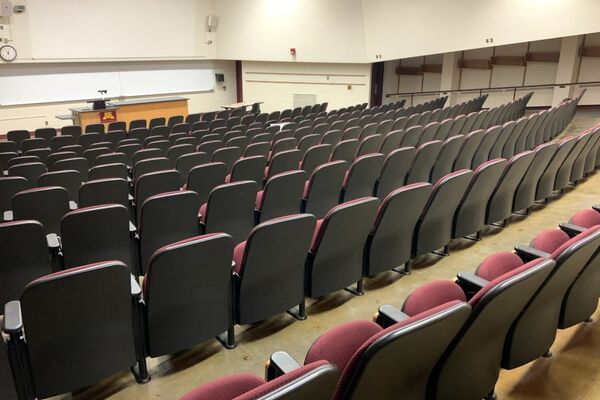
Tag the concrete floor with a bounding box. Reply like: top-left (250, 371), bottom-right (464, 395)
top-left (68, 110), bottom-right (600, 400)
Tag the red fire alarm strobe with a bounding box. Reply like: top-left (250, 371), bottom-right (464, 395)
top-left (290, 48), bottom-right (296, 56)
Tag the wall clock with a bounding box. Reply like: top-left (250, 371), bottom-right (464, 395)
top-left (0, 45), bottom-right (17, 62)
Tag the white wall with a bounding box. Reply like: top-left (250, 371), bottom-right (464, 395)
top-left (361, 0), bottom-right (600, 62)
top-left (214, 0), bottom-right (367, 63)
top-left (241, 61), bottom-right (371, 113)
top-left (0, 61), bottom-right (236, 132)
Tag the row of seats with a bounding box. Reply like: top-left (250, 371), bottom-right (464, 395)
top-left (177, 203), bottom-right (600, 400)
top-left (3, 201), bottom-right (599, 399)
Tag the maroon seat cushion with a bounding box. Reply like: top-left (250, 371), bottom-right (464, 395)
top-left (475, 252), bottom-right (524, 282)
top-left (402, 280), bottom-right (467, 316)
top-left (470, 258), bottom-right (545, 306)
top-left (570, 208), bottom-right (600, 228)
top-left (255, 190), bottom-right (264, 209)
top-left (237, 361), bottom-right (329, 400)
top-left (304, 320), bottom-right (382, 368)
top-left (199, 202), bottom-right (208, 223)
top-left (181, 373), bottom-right (264, 400)
top-left (233, 241), bottom-right (246, 275)
top-left (530, 228), bottom-right (569, 254)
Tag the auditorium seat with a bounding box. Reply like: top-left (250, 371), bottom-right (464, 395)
top-left (49, 135), bottom-right (75, 152)
top-left (301, 144), bottom-right (332, 176)
top-left (485, 151), bottom-right (534, 226)
top-left (399, 126), bottom-right (421, 147)
top-left (144, 233), bottom-right (235, 353)
top-left (8, 155), bottom-right (41, 169)
top-left (256, 170), bottom-right (307, 224)
top-left (0, 177), bottom-right (28, 218)
top-left (430, 135), bottom-right (465, 183)
top-left (83, 146), bottom-right (112, 164)
top-left (165, 143), bottom-right (194, 168)
top-left (198, 139), bottom-right (224, 157)
top-left (229, 155), bottom-right (268, 184)
top-left (411, 170), bottom-right (473, 264)
top-left (139, 190), bottom-right (201, 273)
top-left (373, 147), bottom-right (414, 199)
top-left (302, 160), bottom-right (347, 219)
top-left (89, 162), bottom-right (129, 180)
top-left (364, 183), bottom-right (432, 277)
top-left (12, 186), bottom-right (69, 235)
top-left (94, 151), bottom-right (128, 167)
top-left (181, 360), bottom-right (338, 400)
top-left (34, 127), bottom-right (57, 141)
top-left (331, 139), bottom-right (359, 163)
top-left (471, 126), bottom-right (501, 169)
top-left (212, 146), bottom-right (242, 174)
top-left (150, 125), bottom-right (170, 138)
top-left (583, 127), bottom-right (600, 175)
top-left (134, 170), bottom-right (181, 223)
top-left (554, 132), bottom-right (592, 192)
top-left (0, 152), bottom-right (18, 171)
top-left (132, 147), bottom-right (164, 166)
top-left (535, 136), bottom-right (577, 202)
top-left (428, 256), bottom-right (554, 400)
top-left (378, 129), bottom-right (404, 154)
top-left (6, 130), bottom-right (30, 152)
top-left (0, 220), bottom-right (54, 307)
top-left (38, 170), bottom-right (82, 205)
top-left (433, 119), bottom-right (453, 141)
top-left (269, 297), bottom-right (469, 400)
top-left (129, 127), bottom-right (150, 142)
top-left (79, 177), bottom-right (130, 209)
top-left (453, 130), bottom-right (484, 170)
top-left (503, 226), bottom-right (600, 368)
top-left (453, 159), bottom-right (506, 241)
top-left (406, 140), bottom-right (443, 184)
top-left (513, 142), bottom-right (557, 214)
top-left (306, 197), bottom-right (379, 297)
top-left (2, 261), bottom-right (149, 399)
top-left (341, 153), bottom-right (384, 202)
top-left (187, 162), bottom-right (227, 204)
top-left (21, 138), bottom-right (48, 154)
top-left (489, 121), bottom-right (515, 159)
top-left (61, 204), bottom-right (134, 271)
top-left (200, 181), bottom-right (257, 244)
top-left (85, 123), bottom-right (105, 134)
top-left (233, 214), bottom-right (315, 329)
top-left (133, 157), bottom-right (170, 183)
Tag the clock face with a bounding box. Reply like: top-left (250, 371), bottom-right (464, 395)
top-left (0, 45), bottom-right (17, 62)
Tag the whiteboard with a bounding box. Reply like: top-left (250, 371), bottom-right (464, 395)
top-left (27, 0), bottom-right (202, 59)
top-left (0, 61), bottom-right (215, 106)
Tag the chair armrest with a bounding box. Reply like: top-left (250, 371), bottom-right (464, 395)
top-left (3, 301), bottom-right (23, 334)
top-left (266, 351), bottom-right (301, 381)
top-left (456, 272), bottom-right (489, 300)
top-left (128, 193), bottom-right (134, 202)
top-left (129, 221), bottom-right (137, 234)
top-left (592, 205), bottom-right (600, 213)
top-left (2, 210), bottom-right (13, 222)
top-left (457, 272), bottom-right (489, 289)
top-left (46, 233), bottom-right (60, 249)
top-left (559, 223), bottom-right (586, 237)
top-left (514, 245), bottom-right (550, 261)
top-left (375, 304), bottom-right (409, 328)
top-left (69, 201), bottom-right (78, 210)
top-left (131, 275), bottom-right (142, 297)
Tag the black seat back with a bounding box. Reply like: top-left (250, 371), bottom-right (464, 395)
top-left (187, 162), bottom-right (227, 204)
top-left (0, 220), bottom-right (53, 307)
top-left (307, 197), bottom-right (379, 297)
top-left (374, 147), bottom-right (415, 199)
top-left (61, 204), bottom-right (132, 269)
top-left (19, 261), bottom-right (137, 398)
top-left (79, 178), bottom-right (129, 209)
top-left (365, 183), bottom-right (432, 277)
top-left (258, 170), bottom-right (308, 223)
top-left (303, 160), bottom-right (347, 219)
top-left (145, 233), bottom-right (234, 356)
top-left (12, 186), bottom-right (69, 234)
top-left (139, 190), bottom-right (201, 273)
top-left (236, 214), bottom-right (315, 324)
top-left (203, 181), bottom-right (258, 244)
top-left (342, 153), bottom-right (385, 201)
